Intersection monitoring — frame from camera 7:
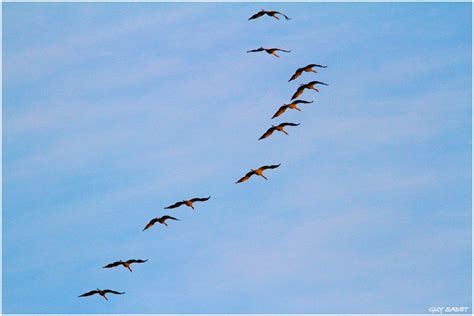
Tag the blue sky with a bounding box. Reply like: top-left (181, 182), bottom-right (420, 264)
top-left (2, 2), bottom-right (472, 314)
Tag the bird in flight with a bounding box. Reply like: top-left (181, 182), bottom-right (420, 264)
top-left (272, 100), bottom-right (313, 119)
top-left (164, 196), bottom-right (211, 210)
top-left (247, 47), bottom-right (291, 58)
top-left (289, 64), bottom-right (327, 82)
top-left (102, 259), bottom-right (148, 272)
top-left (291, 81), bottom-right (328, 100)
top-left (143, 215), bottom-right (179, 231)
top-left (259, 122), bottom-right (300, 140)
top-left (79, 289), bottom-right (124, 301)
top-left (248, 9), bottom-right (291, 21)
top-left (236, 164), bottom-right (281, 183)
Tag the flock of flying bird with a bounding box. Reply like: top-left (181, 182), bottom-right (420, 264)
top-left (79, 8), bottom-right (328, 302)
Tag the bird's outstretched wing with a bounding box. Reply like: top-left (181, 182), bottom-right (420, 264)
top-left (279, 122), bottom-right (300, 127)
top-left (273, 48), bottom-right (291, 53)
top-left (236, 170), bottom-right (256, 183)
top-left (79, 290), bottom-right (99, 297)
top-left (258, 126), bottom-right (276, 140)
top-left (291, 86), bottom-right (306, 100)
top-left (103, 290), bottom-right (125, 295)
top-left (247, 48), bottom-right (264, 53)
top-left (272, 105), bottom-right (289, 119)
top-left (103, 261), bottom-right (123, 269)
top-left (309, 80), bottom-right (329, 86)
top-left (260, 164), bottom-right (281, 170)
top-left (161, 215), bottom-right (179, 221)
top-left (292, 100), bottom-right (313, 105)
top-left (127, 259), bottom-right (148, 264)
top-left (143, 218), bottom-right (159, 231)
top-left (274, 11), bottom-right (291, 20)
top-left (289, 68), bottom-right (303, 82)
top-left (248, 11), bottom-right (266, 20)
top-left (164, 201), bottom-right (186, 209)
top-left (190, 196), bottom-right (211, 203)
top-left (307, 64), bottom-right (327, 68)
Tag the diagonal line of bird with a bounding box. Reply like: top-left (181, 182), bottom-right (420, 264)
top-left (78, 8), bottom-right (328, 303)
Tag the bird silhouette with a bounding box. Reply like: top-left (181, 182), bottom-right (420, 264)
top-left (79, 289), bottom-right (124, 301)
top-left (289, 64), bottom-right (327, 82)
top-left (236, 164), bottom-right (281, 183)
top-left (102, 259), bottom-right (148, 272)
top-left (248, 9), bottom-right (291, 21)
top-left (291, 81), bottom-right (328, 100)
top-left (258, 122), bottom-right (300, 140)
top-left (247, 47), bottom-right (291, 58)
top-left (272, 100), bottom-right (313, 119)
top-left (143, 215), bottom-right (179, 231)
top-left (164, 196), bottom-right (211, 210)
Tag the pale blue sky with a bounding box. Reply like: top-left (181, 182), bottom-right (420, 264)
top-left (3, 2), bottom-right (472, 314)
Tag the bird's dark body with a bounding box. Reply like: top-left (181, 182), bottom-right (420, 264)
top-left (236, 164), bottom-right (281, 183)
top-left (248, 10), bottom-right (291, 21)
